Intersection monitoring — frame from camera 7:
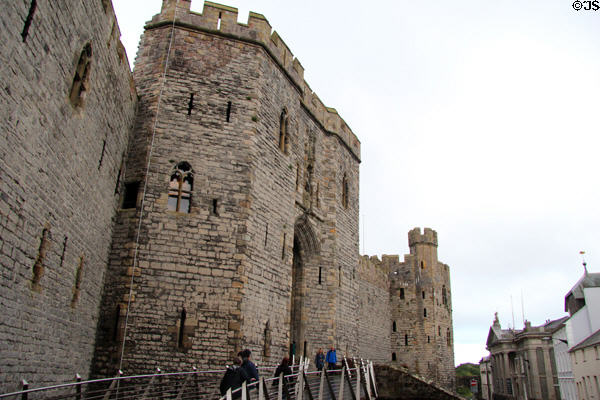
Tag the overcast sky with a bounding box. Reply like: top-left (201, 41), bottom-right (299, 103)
top-left (113, 0), bottom-right (600, 366)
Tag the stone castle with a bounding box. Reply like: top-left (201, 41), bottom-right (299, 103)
top-left (0, 0), bottom-right (454, 393)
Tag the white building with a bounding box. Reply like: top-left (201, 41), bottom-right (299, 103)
top-left (564, 271), bottom-right (600, 400)
top-left (551, 324), bottom-right (576, 400)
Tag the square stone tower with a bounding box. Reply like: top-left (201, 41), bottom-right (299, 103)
top-left (92, 0), bottom-right (361, 375)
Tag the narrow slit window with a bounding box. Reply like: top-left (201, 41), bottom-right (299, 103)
top-left (98, 140), bottom-right (106, 169)
top-left (114, 153), bottom-right (125, 194)
top-left (226, 101), bottom-right (232, 122)
top-left (60, 236), bottom-right (68, 267)
top-left (167, 162), bottom-right (193, 213)
top-left (278, 109), bottom-right (289, 154)
top-left (392, 321), bottom-right (397, 332)
top-left (400, 288), bottom-right (405, 299)
top-left (212, 199), bottom-right (219, 216)
top-left (428, 336), bottom-right (430, 343)
top-left (392, 352), bottom-right (397, 361)
top-left (217, 12), bottom-right (222, 30)
top-left (342, 173), bottom-right (349, 208)
top-left (112, 306), bottom-right (121, 342)
top-left (177, 308), bottom-right (186, 348)
top-left (264, 223), bottom-right (268, 247)
top-left (71, 255), bottom-right (85, 308)
top-left (32, 226), bottom-right (51, 290)
top-left (21, 0), bottom-right (37, 42)
top-left (295, 163), bottom-right (300, 191)
top-left (424, 308), bottom-right (427, 317)
top-left (405, 334), bottom-right (408, 346)
top-left (122, 181), bottom-right (140, 209)
top-left (187, 93), bottom-right (194, 116)
top-left (69, 43), bottom-right (93, 108)
top-left (338, 266), bottom-right (342, 287)
top-left (442, 286), bottom-right (448, 305)
top-left (318, 267), bottom-right (322, 285)
top-left (422, 290), bottom-right (425, 299)
top-left (281, 233), bottom-right (286, 260)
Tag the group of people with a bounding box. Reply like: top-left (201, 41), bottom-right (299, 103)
top-left (219, 346), bottom-right (341, 397)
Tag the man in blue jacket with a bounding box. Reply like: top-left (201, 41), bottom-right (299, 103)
top-left (240, 349), bottom-right (259, 385)
top-left (325, 346), bottom-right (337, 370)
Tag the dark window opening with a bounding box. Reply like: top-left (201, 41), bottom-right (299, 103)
top-left (98, 139), bottom-right (106, 169)
top-left (422, 290), bottom-right (425, 299)
top-left (392, 321), bottom-right (397, 332)
top-left (295, 163), bottom-right (300, 190)
top-left (60, 236), bottom-right (68, 267)
top-left (281, 233), bottom-right (286, 260)
top-left (278, 109), bottom-right (289, 154)
top-left (69, 43), bottom-right (93, 108)
top-left (112, 306), bottom-right (121, 342)
top-left (424, 308), bottom-right (427, 317)
top-left (101, 0), bottom-right (109, 12)
top-left (217, 12), bottom-right (222, 30)
top-left (442, 286), bottom-right (448, 305)
top-left (212, 199), bottom-right (219, 216)
top-left (263, 321), bottom-right (271, 357)
top-left (421, 261), bottom-right (425, 269)
top-left (71, 255), bottom-right (85, 307)
top-left (446, 328), bottom-right (451, 346)
top-left (21, 0), bottom-right (37, 42)
top-left (405, 334), bottom-right (408, 346)
top-left (122, 181), bottom-right (140, 209)
top-left (338, 266), bottom-right (342, 287)
top-left (438, 326), bottom-right (441, 336)
top-left (400, 288), bottom-right (405, 299)
top-left (187, 93), bottom-right (194, 116)
top-left (303, 341), bottom-right (307, 357)
top-left (392, 352), bottom-right (397, 361)
top-left (114, 153), bottom-right (125, 194)
top-left (428, 336), bottom-right (430, 343)
top-left (264, 223), bottom-right (268, 247)
top-left (168, 162), bottom-right (193, 213)
top-left (177, 308), bottom-right (186, 348)
top-left (226, 101), bottom-right (232, 122)
top-left (318, 266), bottom-right (322, 285)
top-left (32, 226), bottom-right (50, 289)
top-left (316, 183), bottom-right (320, 208)
top-left (342, 173), bottom-right (349, 208)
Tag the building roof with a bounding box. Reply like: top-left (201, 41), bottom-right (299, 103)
top-left (486, 316), bottom-right (568, 349)
top-left (569, 328), bottom-right (600, 352)
top-left (565, 272), bottom-right (600, 302)
top-left (542, 316), bottom-right (569, 333)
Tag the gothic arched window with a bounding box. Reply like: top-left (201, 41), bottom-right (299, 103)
top-left (168, 162), bottom-right (193, 213)
top-left (278, 109), bottom-right (289, 154)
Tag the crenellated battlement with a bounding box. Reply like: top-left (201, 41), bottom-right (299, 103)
top-left (153, 0), bottom-right (361, 160)
top-left (408, 227), bottom-right (438, 247)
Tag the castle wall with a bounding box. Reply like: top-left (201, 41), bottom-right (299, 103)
top-left (93, 0), bottom-right (361, 374)
top-left (0, 0), bottom-right (137, 391)
top-left (357, 256), bottom-right (392, 362)
top-left (386, 228), bottom-right (455, 390)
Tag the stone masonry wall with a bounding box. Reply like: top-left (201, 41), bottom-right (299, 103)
top-left (357, 256), bottom-right (391, 362)
top-left (387, 228), bottom-right (455, 390)
top-left (93, 0), bottom-right (361, 375)
top-left (0, 0), bottom-right (137, 392)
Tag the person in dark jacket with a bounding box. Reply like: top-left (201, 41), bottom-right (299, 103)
top-left (240, 349), bottom-right (259, 385)
top-left (273, 357), bottom-right (293, 398)
top-left (325, 346), bottom-right (337, 370)
top-left (315, 348), bottom-right (325, 371)
top-left (219, 355), bottom-right (249, 399)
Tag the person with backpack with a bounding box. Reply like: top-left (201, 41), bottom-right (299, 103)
top-left (219, 355), bottom-right (249, 398)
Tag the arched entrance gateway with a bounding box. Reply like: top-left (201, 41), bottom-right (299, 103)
top-left (290, 216), bottom-right (320, 359)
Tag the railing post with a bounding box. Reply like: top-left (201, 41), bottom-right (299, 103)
top-left (369, 362), bottom-right (378, 398)
top-left (354, 365), bottom-right (360, 400)
top-left (318, 369), bottom-right (325, 400)
top-left (21, 379), bottom-right (28, 400)
top-left (296, 366), bottom-right (304, 400)
top-left (241, 381), bottom-right (248, 400)
top-left (75, 374), bottom-right (82, 400)
top-left (278, 372), bottom-right (283, 400)
top-left (338, 366), bottom-right (345, 400)
top-left (226, 388), bottom-right (233, 400)
top-left (258, 377), bottom-right (265, 400)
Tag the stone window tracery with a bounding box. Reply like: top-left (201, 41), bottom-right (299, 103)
top-left (168, 162), bottom-right (193, 213)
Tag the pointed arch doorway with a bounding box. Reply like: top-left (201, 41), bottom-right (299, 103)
top-left (290, 216), bottom-right (319, 359)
